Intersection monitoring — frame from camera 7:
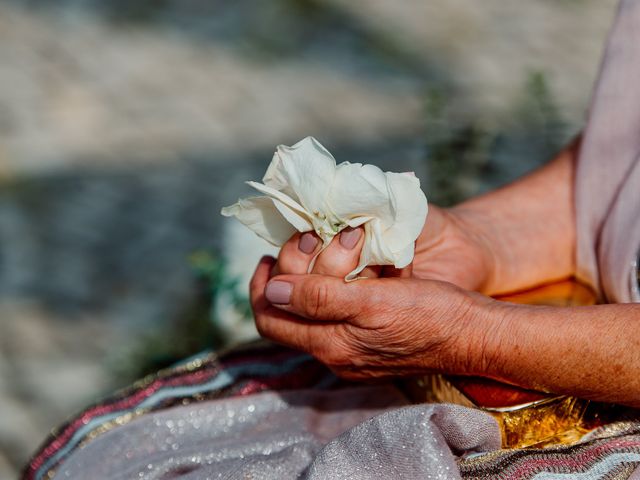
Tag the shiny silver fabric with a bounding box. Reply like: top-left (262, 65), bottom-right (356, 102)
top-left (305, 402), bottom-right (500, 480)
top-left (53, 386), bottom-right (500, 479)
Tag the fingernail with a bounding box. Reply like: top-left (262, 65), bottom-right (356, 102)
top-left (265, 280), bottom-right (292, 305)
top-left (340, 227), bottom-right (361, 250)
top-left (298, 232), bottom-right (318, 254)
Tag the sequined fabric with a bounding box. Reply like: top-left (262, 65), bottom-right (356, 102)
top-left (306, 404), bottom-right (500, 480)
top-left (23, 342), bottom-right (344, 479)
top-left (53, 387), bottom-right (413, 480)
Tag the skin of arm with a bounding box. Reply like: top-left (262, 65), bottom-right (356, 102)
top-left (475, 300), bottom-right (640, 406)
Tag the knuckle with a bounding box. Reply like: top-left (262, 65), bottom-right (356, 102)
top-left (315, 252), bottom-right (341, 274)
top-left (276, 255), bottom-right (295, 276)
top-left (305, 281), bottom-right (332, 319)
top-left (314, 244), bottom-right (357, 278)
top-left (253, 309), bottom-right (274, 340)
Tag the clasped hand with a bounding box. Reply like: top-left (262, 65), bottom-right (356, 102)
top-left (250, 206), bottom-right (498, 380)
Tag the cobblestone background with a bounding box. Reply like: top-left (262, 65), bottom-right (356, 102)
top-left (0, 1), bottom-right (617, 477)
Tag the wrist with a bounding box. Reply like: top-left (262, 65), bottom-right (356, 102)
top-left (446, 291), bottom-right (513, 377)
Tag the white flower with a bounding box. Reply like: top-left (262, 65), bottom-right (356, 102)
top-left (221, 136), bottom-right (428, 281)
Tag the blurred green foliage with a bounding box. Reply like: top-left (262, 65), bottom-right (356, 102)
top-left (424, 71), bottom-right (567, 206)
top-left (189, 250), bottom-right (253, 322)
top-left (113, 250), bottom-right (251, 381)
top-left (423, 88), bottom-right (494, 206)
top-left (514, 71), bottom-right (567, 159)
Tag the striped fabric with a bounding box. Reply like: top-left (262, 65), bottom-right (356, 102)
top-left (22, 341), bottom-right (339, 480)
top-left (459, 427), bottom-right (640, 479)
top-left (23, 341), bottom-right (640, 479)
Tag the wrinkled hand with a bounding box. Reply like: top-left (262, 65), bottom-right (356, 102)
top-left (250, 225), bottom-right (495, 380)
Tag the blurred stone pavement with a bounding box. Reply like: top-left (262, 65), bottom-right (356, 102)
top-left (0, 0), bottom-right (617, 477)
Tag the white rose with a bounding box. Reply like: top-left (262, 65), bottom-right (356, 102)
top-left (221, 136), bottom-right (428, 281)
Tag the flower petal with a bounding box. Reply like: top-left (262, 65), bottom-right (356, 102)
top-left (367, 218), bottom-right (395, 262)
top-left (346, 219), bottom-right (395, 281)
top-left (221, 196), bottom-right (296, 247)
top-left (346, 216), bottom-right (373, 228)
top-left (246, 181), bottom-right (309, 218)
top-left (263, 150), bottom-right (298, 201)
top-left (383, 171), bottom-right (428, 254)
top-left (392, 242), bottom-right (415, 269)
top-left (329, 162), bottom-right (394, 225)
top-left (344, 172), bottom-right (426, 279)
top-left (272, 198), bottom-right (314, 233)
top-left (222, 137), bottom-right (428, 280)
top-left (275, 137), bottom-right (336, 215)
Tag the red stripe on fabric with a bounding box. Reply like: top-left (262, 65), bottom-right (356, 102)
top-left (27, 368), bottom-right (218, 475)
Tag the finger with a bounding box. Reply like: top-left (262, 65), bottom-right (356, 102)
top-left (251, 257), bottom-right (341, 352)
top-left (259, 305), bottom-right (341, 355)
top-left (273, 231), bottom-right (321, 276)
top-left (250, 255), bottom-right (277, 307)
top-left (312, 227), bottom-right (364, 277)
top-left (255, 304), bottom-right (354, 371)
top-left (264, 273), bottom-right (377, 322)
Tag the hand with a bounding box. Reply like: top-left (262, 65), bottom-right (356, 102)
top-left (250, 255), bottom-right (495, 380)
top-left (410, 205), bottom-right (496, 291)
top-left (250, 206), bottom-right (496, 380)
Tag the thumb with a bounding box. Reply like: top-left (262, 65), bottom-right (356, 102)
top-left (264, 274), bottom-right (371, 321)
